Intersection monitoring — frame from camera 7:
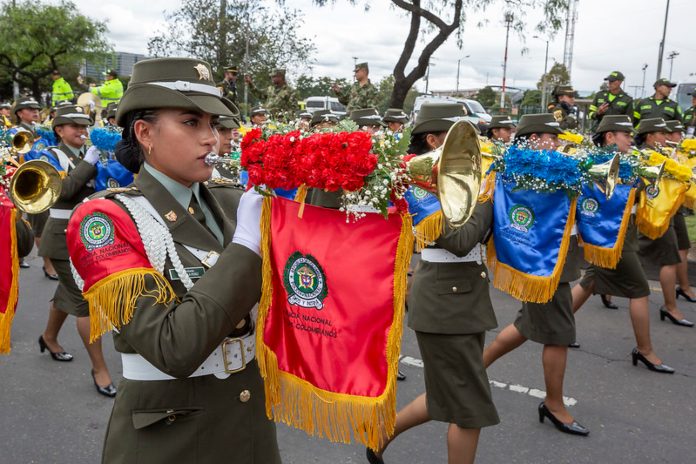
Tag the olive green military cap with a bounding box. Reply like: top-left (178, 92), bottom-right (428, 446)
top-left (107, 105), bottom-right (118, 120)
top-left (514, 113), bottom-right (564, 138)
top-left (636, 117), bottom-right (669, 135)
top-left (13, 96), bottom-right (41, 114)
top-left (665, 120), bottom-right (684, 133)
top-left (383, 108), bottom-right (409, 124)
top-left (310, 109), bottom-right (340, 127)
top-left (604, 71), bottom-right (625, 82)
top-left (216, 114), bottom-right (240, 129)
top-left (272, 68), bottom-right (286, 77)
top-left (250, 106), bottom-right (268, 116)
top-left (116, 57), bottom-right (237, 126)
top-left (594, 115), bottom-right (634, 134)
top-left (354, 62), bottom-right (369, 72)
top-left (552, 85), bottom-right (576, 97)
top-left (52, 104), bottom-right (91, 128)
top-left (0, 102), bottom-right (12, 110)
top-left (224, 65), bottom-right (238, 73)
top-left (487, 115), bottom-right (516, 130)
top-left (411, 102), bottom-right (465, 135)
top-left (653, 78), bottom-right (676, 88)
top-left (350, 107), bottom-right (384, 127)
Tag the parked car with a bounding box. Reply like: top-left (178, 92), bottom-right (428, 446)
top-left (304, 96), bottom-right (347, 117)
top-left (412, 95), bottom-right (493, 126)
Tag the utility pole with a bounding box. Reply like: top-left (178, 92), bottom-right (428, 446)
top-left (500, 12), bottom-right (513, 110)
top-left (455, 55), bottom-right (469, 94)
top-left (562, 0), bottom-right (579, 80)
top-left (628, 85), bottom-right (642, 98)
top-left (641, 63), bottom-right (648, 97)
top-left (534, 35), bottom-right (550, 111)
top-left (656, 0), bottom-right (670, 79)
top-left (243, 36), bottom-right (249, 120)
top-left (667, 51), bottom-right (679, 80)
top-left (425, 64), bottom-right (431, 94)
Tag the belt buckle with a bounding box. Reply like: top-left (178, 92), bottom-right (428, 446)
top-left (222, 338), bottom-right (246, 374)
top-left (201, 251), bottom-right (220, 269)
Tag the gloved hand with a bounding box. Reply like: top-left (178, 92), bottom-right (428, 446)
top-left (83, 146), bottom-right (101, 165)
top-left (232, 188), bottom-right (263, 256)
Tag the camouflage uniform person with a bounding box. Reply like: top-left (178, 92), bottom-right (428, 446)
top-left (245, 68), bottom-right (298, 120)
top-left (332, 62), bottom-right (379, 112)
top-left (683, 91), bottom-right (696, 137)
top-left (547, 85), bottom-right (578, 130)
top-left (217, 65), bottom-right (239, 108)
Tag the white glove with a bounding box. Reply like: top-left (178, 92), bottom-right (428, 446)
top-left (83, 146), bottom-right (101, 165)
top-left (232, 188), bottom-right (263, 256)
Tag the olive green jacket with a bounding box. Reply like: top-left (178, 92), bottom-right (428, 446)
top-left (408, 201), bottom-right (497, 335)
top-left (335, 80), bottom-right (379, 112)
top-left (39, 143), bottom-right (96, 260)
top-left (632, 96), bottom-right (683, 125)
top-left (251, 83), bottom-right (298, 120)
top-left (206, 178), bottom-right (244, 223)
top-left (87, 168), bottom-right (280, 464)
top-left (588, 90), bottom-right (633, 122)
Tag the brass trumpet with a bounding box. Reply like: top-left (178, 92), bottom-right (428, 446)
top-left (406, 119), bottom-right (482, 228)
top-left (586, 154), bottom-right (620, 199)
top-left (8, 160), bottom-right (63, 214)
top-left (2, 127), bottom-right (34, 154)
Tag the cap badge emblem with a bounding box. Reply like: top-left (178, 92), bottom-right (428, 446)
top-left (194, 64), bottom-right (210, 81)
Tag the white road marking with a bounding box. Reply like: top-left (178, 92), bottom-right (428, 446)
top-left (399, 356), bottom-right (578, 407)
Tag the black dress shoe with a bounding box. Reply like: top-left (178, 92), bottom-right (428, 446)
top-left (396, 369), bottom-right (406, 381)
top-left (366, 448), bottom-right (385, 464)
top-left (676, 287), bottom-right (696, 303)
top-left (91, 370), bottom-right (117, 398)
top-left (600, 294), bottom-right (618, 310)
top-left (631, 348), bottom-right (675, 374)
top-left (19, 260), bottom-right (30, 269)
top-left (659, 307), bottom-right (694, 327)
top-left (568, 342), bottom-right (581, 349)
top-left (538, 402), bottom-right (589, 436)
top-left (43, 266), bottom-right (59, 281)
top-left (38, 335), bottom-right (73, 362)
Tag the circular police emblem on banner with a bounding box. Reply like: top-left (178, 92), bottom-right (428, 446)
top-left (283, 251), bottom-right (328, 310)
top-left (580, 198), bottom-right (599, 217)
top-left (412, 187), bottom-right (428, 200)
top-left (509, 205), bottom-right (535, 233)
top-left (107, 178), bottom-right (120, 188)
top-left (39, 154), bottom-right (50, 162)
top-left (645, 184), bottom-right (660, 199)
top-left (80, 212), bottom-right (114, 251)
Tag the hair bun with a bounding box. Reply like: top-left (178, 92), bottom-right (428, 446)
top-left (115, 139), bottom-right (142, 174)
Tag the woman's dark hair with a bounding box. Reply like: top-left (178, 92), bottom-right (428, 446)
top-left (634, 132), bottom-right (646, 148)
top-left (407, 131), bottom-right (447, 155)
top-left (115, 110), bottom-right (158, 173)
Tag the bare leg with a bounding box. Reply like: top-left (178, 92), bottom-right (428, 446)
top-left (628, 296), bottom-right (662, 364)
top-left (660, 264), bottom-right (687, 320)
top-left (76, 316), bottom-right (112, 387)
top-left (41, 303), bottom-right (69, 352)
top-left (571, 282), bottom-right (593, 313)
top-left (483, 324), bottom-right (527, 368)
top-left (542, 344), bottom-right (574, 424)
top-left (447, 425), bottom-right (480, 464)
top-left (676, 249), bottom-right (694, 297)
top-left (374, 393), bottom-right (430, 457)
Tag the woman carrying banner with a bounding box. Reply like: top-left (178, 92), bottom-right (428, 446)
top-left (481, 113), bottom-right (589, 436)
top-left (571, 115), bottom-right (674, 373)
top-left (65, 58), bottom-right (279, 464)
top-left (368, 103), bottom-right (499, 464)
top-left (37, 104), bottom-right (118, 395)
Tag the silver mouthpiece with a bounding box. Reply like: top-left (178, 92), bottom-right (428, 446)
top-left (204, 152), bottom-right (220, 166)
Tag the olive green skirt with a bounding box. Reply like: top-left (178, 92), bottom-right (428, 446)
top-left (580, 251), bottom-right (650, 298)
top-left (27, 211), bottom-right (48, 238)
top-left (52, 258), bottom-right (89, 317)
top-left (673, 213), bottom-right (690, 250)
top-left (514, 283), bottom-right (575, 345)
top-left (638, 224), bottom-right (681, 267)
top-left (415, 331), bottom-right (499, 429)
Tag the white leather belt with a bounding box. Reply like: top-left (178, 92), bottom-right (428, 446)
top-left (571, 224), bottom-right (577, 236)
top-left (421, 246), bottom-right (484, 264)
top-left (182, 245), bottom-right (220, 268)
top-left (631, 205), bottom-right (637, 214)
top-left (121, 334), bottom-right (255, 381)
top-left (49, 208), bottom-right (71, 219)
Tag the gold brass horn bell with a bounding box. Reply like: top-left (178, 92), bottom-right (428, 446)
top-left (9, 160), bottom-right (63, 214)
top-left (406, 119), bottom-right (482, 228)
top-left (587, 154), bottom-right (620, 199)
top-left (2, 127), bottom-right (34, 154)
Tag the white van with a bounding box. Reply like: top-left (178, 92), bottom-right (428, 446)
top-left (304, 96), bottom-right (347, 116)
top-left (412, 95), bottom-right (492, 126)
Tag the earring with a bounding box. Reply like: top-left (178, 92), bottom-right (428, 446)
top-left (148, 145), bottom-right (152, 156)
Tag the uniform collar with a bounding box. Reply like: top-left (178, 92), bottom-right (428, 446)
top-left (143, 162), bottom-right (195, 211)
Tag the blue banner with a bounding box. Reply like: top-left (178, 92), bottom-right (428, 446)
top-left (95, 159), bottom-right (134, 191)
top-left (404, 186), bottom-right (441, 226)
top-left (576, 184), bottom-right (632, 249)
top-left (23, 149), bottom-right (64, 173)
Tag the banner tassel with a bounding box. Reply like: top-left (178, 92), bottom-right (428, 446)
top-left (294, 184), bottom-right (308, 219)
top-left (413, 210), bottom-right (443, 251)
top-left (0, 209), bottom-right (20, 354)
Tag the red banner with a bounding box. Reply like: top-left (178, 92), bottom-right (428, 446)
top-left (257, 197), bottom-right (413, 449)
top-left (0, 194), bottom-right (19, 354)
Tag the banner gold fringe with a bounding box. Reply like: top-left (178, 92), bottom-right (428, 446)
top-left (256, 197), bottom-right (414, 450)
top-left (413, 210), bottom-right (442, 251)
top-left (84, 268), bottom-right (177, 343)
top-left (635, 182), bottom-right (687, 240)
top-left (0, 208), bottom-right (20, 354)
top-left (487, 197), bottom-right (577, 304)
top-left (477, 171), bottom-right (497, 203)
top-left (580, 188), bottom-right (636, 269)
top-left (294, 184), bottom-right (308, 218)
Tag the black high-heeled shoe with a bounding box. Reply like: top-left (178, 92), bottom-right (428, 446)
top-left (676, 287), bottom-right (696, 303)
top-left (659, 307), bottom-right (694, 327)
top-left (38, 335), bottom-right (73, 362)
top-left (538, 402), bottom-right (589, 436)
top-left (600, 294), bottom-right (618, 310)
top-left (43, 266), bottom-right (59, 281)
top-left (396, 369), bottom-right (406, 381)
top-left (19, 259), bottom-right (30, 269)
top-left (366, 448), bottom-right (385, 464)
top-left (91, 370), bottom-right (117, 398)
top-left (631, 348), bottom-right (675, 374)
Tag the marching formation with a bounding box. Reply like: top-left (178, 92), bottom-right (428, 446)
top-left (1, 57), bottom-right (695, 464)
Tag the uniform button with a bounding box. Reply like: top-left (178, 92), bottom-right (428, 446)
top-left (239, 390), bottom-right (251, 403)
top-left (480, 271), bottom-right (487, 279)
top-left (188, 207), bottom-right (195, 214)
top-left (165, 409), bottom-right (176, 424)
top-left (63, 229), bottom-right (67, 233)
top-left (452, 286), bottom-right (458, 292)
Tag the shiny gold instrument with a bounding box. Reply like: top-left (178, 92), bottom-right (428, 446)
top-left (587, 154), bottom-right (620, 199)
top-left (8, 160), bottom-right (63, 214)
top-left (76, 92), bottom-right (102, 124)
top-left (406, 119), bottom-right (482, 228)
top-left (2, 127), bottom-right (34, 154)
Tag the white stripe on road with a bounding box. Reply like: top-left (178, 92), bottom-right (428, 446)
top-left (400, 355), bottom-right (578, 407)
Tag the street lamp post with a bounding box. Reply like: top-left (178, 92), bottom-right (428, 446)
top-left (641, 63), bottom-right (648, 98)
top-left (500, 12), bottom-right (514, 110)
top-left (456, 54), bottom-right (470, 94)
top-left (534, 35), bottom-right (550, 110)
top-left (656, 0), bottom-right (671, 79)
top-left (667, 51), bottom-right (679, 81)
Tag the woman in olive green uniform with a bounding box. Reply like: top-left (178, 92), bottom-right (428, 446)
top-left (69, 58), bottom-right (279, 464)
top-left (37, 104), bottom-right (117, 394)
top-left (369, 103), bottom-right (498, 464)
top-left (572, 115), bottom-right (674, 373)
top-left (482, 114), bottom-right (589, 437)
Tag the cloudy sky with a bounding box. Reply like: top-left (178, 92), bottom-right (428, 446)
top-left (58, 0), bottom-right (695, 97)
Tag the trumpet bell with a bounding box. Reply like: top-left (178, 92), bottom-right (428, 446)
top-left (406, 120), bottom-right (482, 228)
top-left (588, 154), bottom-right (620, 199)
top-left (2, 127), bottom-right (34, 154)
top-left (9, 160), bottom-right (63, 214)
top-left (76, 92), bottom-right (102, 118)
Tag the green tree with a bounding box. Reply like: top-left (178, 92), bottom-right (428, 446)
top-left (537, 61), bottom-right (570, 100)
top-left (475, 86), bottom-right (497, 110)
top-left (295, 75), bottom-right (350, 100)
top-left (0, 0), bottom-right (110, 101)
top-left (374, 75), bottom-right (418, 113)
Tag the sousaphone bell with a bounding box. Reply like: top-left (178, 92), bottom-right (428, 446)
top-left (9, 160), bottom-right (63, 214)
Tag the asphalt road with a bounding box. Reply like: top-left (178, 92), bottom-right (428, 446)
top-left (1, 252), bottom-right (694, 464)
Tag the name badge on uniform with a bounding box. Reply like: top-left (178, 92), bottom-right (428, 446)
top-left (169, 267), bottom-right (205, 281)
